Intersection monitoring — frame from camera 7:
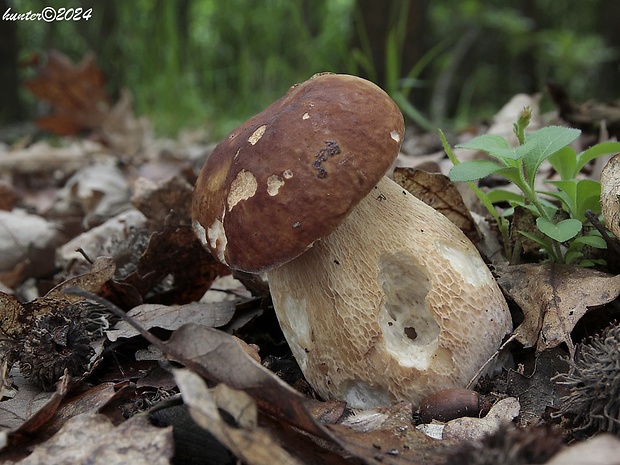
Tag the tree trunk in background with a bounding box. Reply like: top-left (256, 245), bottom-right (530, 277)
top-left (597, 0), bottom-right (620, 100)
top-left (0, 0), bottom-right (22, 124)
top-left (352, 0), bottom-right (429, 101)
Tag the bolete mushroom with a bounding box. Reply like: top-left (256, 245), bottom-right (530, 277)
top-left (192, 73), bottom-right (512, 408)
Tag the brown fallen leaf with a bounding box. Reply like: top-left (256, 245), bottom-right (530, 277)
top-left (106, 301), bottom-right (236, 342)
top-left (393, 167), bottom-right (480, 244)
top-left (131, 176), bottom-right (194, 225)
top-left (25, 50), bottom-right (110, 136)
top-left (175, 369), bottom-right (304, 465)
top-left (118, 211), bottom-right (229, 305)
top-left (5, 413), bottom-right (173, 465)
top-left (504, 347), bottom-right (569, 427)
top-left (496, 263), bottom-right (620, 354)
top-left (163, 324), bottom-right (342, 440)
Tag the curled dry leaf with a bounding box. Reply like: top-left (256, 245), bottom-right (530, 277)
top-left (393, 166), bottom-right (480, 244)
top-left (175, 369), bottom-right (302, 465)
top-left (496, 263), bottom-right (620, 354)
top-left (48, 162), bottom-right (131, 227)
top-left (600, 152), bottom-right (620, 238)
top-left (106, 301), bottom-right (236, 342)
top-left (0, 371), bottom-right (70, 443)
top-left (163, 324), bottom-right (340, 440)
top-left (56, 209), bottom-right (148, 268)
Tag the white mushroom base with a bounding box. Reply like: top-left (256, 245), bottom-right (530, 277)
top-left (267, 176), bottom-right (512, 409)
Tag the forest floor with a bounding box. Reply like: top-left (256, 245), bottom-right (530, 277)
top-left (1, 52), bottom-right (620, 464)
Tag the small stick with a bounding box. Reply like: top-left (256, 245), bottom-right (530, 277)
top-left (466, 333), bottom-right (517, 389)
top-left (585, 209), bottom-right (620, 256)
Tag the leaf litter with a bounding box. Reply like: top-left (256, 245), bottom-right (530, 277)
top-left (1, 50), bottom-right (620, 464)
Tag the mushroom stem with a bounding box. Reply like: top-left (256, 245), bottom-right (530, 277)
top-left (267, 176), bottom-right (511, 408)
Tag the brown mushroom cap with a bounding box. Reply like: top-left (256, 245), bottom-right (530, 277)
top-left (192, 73), bottom-right (405, 273)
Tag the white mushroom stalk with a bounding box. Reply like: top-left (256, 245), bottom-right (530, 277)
top-left (267, 176), bottom-right (511, 408)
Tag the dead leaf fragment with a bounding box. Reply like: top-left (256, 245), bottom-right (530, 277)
top-left (106, 301), bottom-right (236, 342)
top-left (0, 209), bottom-right (59, 275)
top-left (393, 167), bottom-right (480, 243)
top-left (442, 397), bottom-right (520, 441)
top-left (175, 369), bottom-right (302, 465)
top-left (497, 264), bottom-right (620, 354)
top-left (25, 50), bottom-right (110, 136)
top-left (131, 176), bottom-right (194, 224)
top-left (9, 413), bottom-right (173, 465)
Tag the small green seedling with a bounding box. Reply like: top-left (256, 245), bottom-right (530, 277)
top-left (442, 108), bottom-right (620, 265)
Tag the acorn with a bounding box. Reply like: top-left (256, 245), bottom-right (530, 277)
top-left (552, 321), bottom-right (620, 435)
top-left (418, 388), bottom-right (493, 423)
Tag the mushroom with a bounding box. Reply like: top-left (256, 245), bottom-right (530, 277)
top-left (192, 73), bottom-right (512, 408)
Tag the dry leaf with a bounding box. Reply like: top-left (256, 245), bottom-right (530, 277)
top-left (106, 301), bottom-right (236, 342)
top-left (329, 402), bottom-right (452, 464)
top-left (0, 209), bottom-right (59, 275)
top-left (496, 263), bottom-right (620, 354)
top-left (56, 209), bottom-right (148, 268)
top-left (504, 347), bottom-right (568, 426)
top-left (393, 167), bottom-right (480, 243)
top-left (0, 140), bottom-right (111, 177)
top-left (118, 212), bottom-right (229, 305)
top-left (131, 176), bottom-right (194, 224)
top-left (8, 413), bottom-right (173, 465)
top-left (600, 153), bottom-right (620, 238)
top-left (175, 369), bottom-right (303, 465)
top-left (442, 397), bottom-right (520, 441)
top-left (49, 162), bottom-right (131, 227)
top-left (163, 324), bottom-right (340, 440)
top-left (25, 51), bottom-right (110, 136)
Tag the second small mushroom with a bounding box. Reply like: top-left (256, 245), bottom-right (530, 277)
top-left (192, 73), bottom-right (512, 408)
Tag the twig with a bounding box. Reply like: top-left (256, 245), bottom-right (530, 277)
top-left (466, 333), bottom-right (517, 389)
top-left (585, 209), bottom-right (620, 256)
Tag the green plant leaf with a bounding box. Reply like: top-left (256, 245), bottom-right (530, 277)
top-left (486, 189), bottom-right (525, 205)
top-left (545, 179), bottom-right (601, 220)
top-left (522, 126), bottom-right (581, 183)
top-left (536, 217), bottom-right (582, 242)
top-left (570, 234), bottom-right (607, 249)
top-left (456, 134), bottom-right (510, 151)
top-left (448, 160), bottom-right (507, 182)
top-left (565, 250), bottom-right (584, 265)
top-left (548, 146), bottom-right (577, 180)
top-left (518, 230), bottom-right (556, 257)
top-left (456, 134), bottom-right (523, 161)
top-left (576, 141), bottom-right (620, 173)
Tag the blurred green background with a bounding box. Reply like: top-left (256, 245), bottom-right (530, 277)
top-left (3, 0), bottom-right (619, 138)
